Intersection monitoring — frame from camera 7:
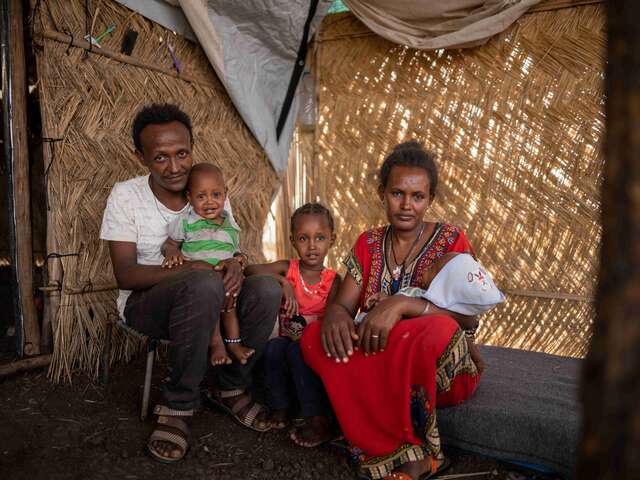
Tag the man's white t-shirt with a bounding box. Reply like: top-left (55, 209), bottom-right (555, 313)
top-left (99, 174), bottom-right (235, 319)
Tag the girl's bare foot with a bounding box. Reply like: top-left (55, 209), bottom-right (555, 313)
top-left (269, 409), bottom-right (289, 429)
top-left (210, 336), bottom-right (232, 366)
top-left (227, 343), bottom-right (255, 364)
top-left (254, 408), bottom-right (289, 430)
top-left (290, 415), bottom-right (333, 447)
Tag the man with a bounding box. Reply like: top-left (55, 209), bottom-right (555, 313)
top-left (100, 103), bottom-right (279, 463)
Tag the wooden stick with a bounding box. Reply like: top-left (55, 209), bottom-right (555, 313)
top-left (577, 0), bottom-right (640, 477)
top-left (8, 0), bottom-right (40, 356)
top-left (503, 288), bottom-right (594, 303)
top-left (437, 472), bottom-right (492, 480)
top-left (0, 354), bottom-right (52, 378)
top-left (38, 30), bottom-right (218, 90)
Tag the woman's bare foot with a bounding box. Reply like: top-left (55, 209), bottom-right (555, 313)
top-left (210, 336), bottom-right (232, 366)
top-left (227, 343), bottom-right (255, 364)
top-left (290, 415), bottom-right (333, 447)
top-left (388, 455), bottom-right (448, 480)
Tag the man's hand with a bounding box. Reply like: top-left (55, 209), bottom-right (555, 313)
top-left (222, 293), bottom-right (236, 312)
top-left (214, 258), bottom-right (243, 298)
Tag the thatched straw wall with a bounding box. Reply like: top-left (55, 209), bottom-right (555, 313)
top-left (310, 5), bottom-right (605, 358)
top-left (31, 0), bottom-right (279, 381)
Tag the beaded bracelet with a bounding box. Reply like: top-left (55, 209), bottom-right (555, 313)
top-left (223, 337), bottom-right (242, 344)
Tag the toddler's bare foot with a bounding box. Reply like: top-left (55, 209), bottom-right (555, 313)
top-left (227, 343), bottom-right (255, 365)
top-left (210, 336), bottom-right (232, 366)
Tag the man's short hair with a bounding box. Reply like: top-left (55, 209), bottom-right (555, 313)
top-left (132, 103), bottom-right (193, 153)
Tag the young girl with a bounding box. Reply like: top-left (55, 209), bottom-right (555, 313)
top-left (245, 203), bottom-right (341, 447)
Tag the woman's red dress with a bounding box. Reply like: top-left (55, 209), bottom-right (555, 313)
top-left (301, 223), bottom-right (481, 479)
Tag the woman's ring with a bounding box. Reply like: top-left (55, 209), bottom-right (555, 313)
top-left (371, 334), bottom-right (379, 338)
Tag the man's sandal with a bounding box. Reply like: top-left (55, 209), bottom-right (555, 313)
top-left (145, 405), bottom-right (192, 464)
top-left (204, 389), bottom-right (272, 433)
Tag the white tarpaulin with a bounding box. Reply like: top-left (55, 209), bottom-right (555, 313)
top-left (115, 0), bottom-right (331, 173)
top-left (115, 0), bottom-right (538, 172)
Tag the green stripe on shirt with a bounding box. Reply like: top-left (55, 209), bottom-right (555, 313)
top-left (181, 239), bottom-right (236, 253)
top-left (182, 217), bottom-right (235, 233)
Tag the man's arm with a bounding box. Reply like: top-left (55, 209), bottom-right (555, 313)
top-left (109, 241), bottom-right (209, 290)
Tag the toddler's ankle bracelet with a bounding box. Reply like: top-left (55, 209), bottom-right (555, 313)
top-left (223, 337), bottom-right (242, 344)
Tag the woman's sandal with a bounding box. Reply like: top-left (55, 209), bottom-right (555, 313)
top-left (204, 389), bottom-right (272, 433)
top-left (145, 405), bottom-right (193, 464)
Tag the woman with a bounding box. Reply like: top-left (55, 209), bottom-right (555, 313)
top-left (301, 141), bottom-right (484, 480)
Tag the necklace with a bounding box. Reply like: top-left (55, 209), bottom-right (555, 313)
top-left (388, 222), bottom-right (425, 293)
top-left (299, 265), bottom-right (323, 296)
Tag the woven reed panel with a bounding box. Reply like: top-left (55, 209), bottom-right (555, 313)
top-left (313, 7), bottom-right (604, 357)
top-left (32, 0), bottom-right (279, 381)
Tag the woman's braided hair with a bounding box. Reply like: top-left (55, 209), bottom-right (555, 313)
top-left (290, 203), bottom-right (335, 235)
top-left (379, 140), bottom-right (439, 198)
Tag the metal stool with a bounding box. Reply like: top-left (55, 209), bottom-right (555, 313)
top-left (101, 319), bottom-right (169, 421)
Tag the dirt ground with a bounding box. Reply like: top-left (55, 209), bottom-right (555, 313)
top-left (0, 352), bottom-right (560, 480)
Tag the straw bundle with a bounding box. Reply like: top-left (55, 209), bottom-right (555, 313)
top-left (32, 0), bottom-right (279, 382)
top-left (311, 5), bottom-right (604, 357)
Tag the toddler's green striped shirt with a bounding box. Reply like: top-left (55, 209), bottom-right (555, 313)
top-left (167, 207), bottom-right (240, 265)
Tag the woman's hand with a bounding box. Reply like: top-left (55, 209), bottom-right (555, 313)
top-left (467, 337), bottom-right (485, 375)
top-left (214, 258), bottom-right (244, 298)
top-left (357, 295), bottom-right (404, 354)
top-left (364, 292), bottom-right (387, 311)
top-left (321, 304), bottom-right (358, 363)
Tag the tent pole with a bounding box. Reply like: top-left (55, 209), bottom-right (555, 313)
top-left (1, 0), bottom-right (40, 356)
top-left (577, 0), bottom-right (640, 477)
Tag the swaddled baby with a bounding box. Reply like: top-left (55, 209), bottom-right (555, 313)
top-left (356, 252), bottom-right (505, 323)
